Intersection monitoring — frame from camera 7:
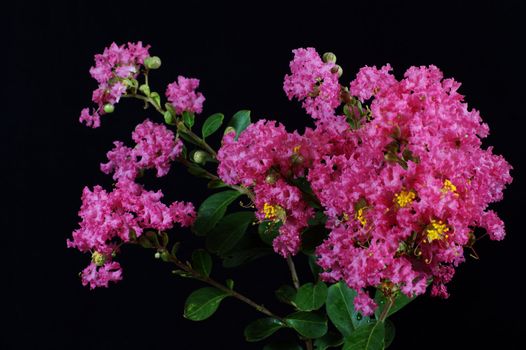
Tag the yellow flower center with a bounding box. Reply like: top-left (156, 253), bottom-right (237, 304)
top-left (441, 179), bottom-right (457, 194)
top-left (394, 190), bottom-right (416, 208)
top-left (426, 220), bottom-right (449, 242)
top-left (355, 207), bottom-right (367, 227)
top-left (342, 212), bottom-right (350, 222)
top-left (91, 251), bottom-right (106, 267)
top-left (263, 203), bottom-right (285, 222)
top-left (293, 145), bottom-right (301, 153)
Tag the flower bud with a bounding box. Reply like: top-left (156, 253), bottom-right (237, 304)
top-left (144, 56), bottom-right (162, 69)
top-left (265, 173), bottom-right (278, 184)
top-left (103, 104), bottom-right (115, 113)
top-left (322, 52), bottom-right (337, 64)
top-left (331, 65), bottom-right (343, 78)
top-left (154, 251), bottom-right (161, 259)
top-left (192, 150), bottom-right (208, 165)
top-left (224, 126), bottom-right (236, 135)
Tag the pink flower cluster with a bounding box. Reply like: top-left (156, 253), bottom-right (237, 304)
top-left (166, 76), bottom-right (205, 115)
top-left (79, 42), bottom-right (151, 128)
top-left (69, 119), bottom-right (195, 289)
top-left (217, 47), bottom-right (512, 316)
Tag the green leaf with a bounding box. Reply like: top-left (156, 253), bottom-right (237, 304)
top-left (343, 321), bottom-right (385, 350)
top-left (314, 331), bottom-right (344, 350)
top-left (207, 179), bottom-right (228, 189)
top-left (301, 225), bottom-right (329, 255)
top-left (186, 163), bottom-right (210, 178)
top-left (193, 190), bottom-right (241, 236)
top-left (201, 113), bottom-right (224, 139)
top-left (308, 255), bottom-right (323, 281)
top-left (221, 246), bottom-right (271, 268)
top-left (165, 103), bottom-right (176, 117)
top-left (164, 110), bottom-right (175, 125)
top-left (178, 131), bottom-right (200, 147)
top-left (294, 282), bottom-right (328, 311)
top-left (139, 84), bottom-right (150, 96)
top-left (326, 281), bottom-right (370, 338)
top-left (226, 278), bottom-right (234, 290)
top-left (206, 211), bottom-right (254, 255)
top-left (191, 249), bottom-right (212, 277)
top-left (285, 311), bottom-right (328, 339)
top-left (374, 289), bottom-right (415, 319)
top-left (227, 110), bottom-right (251, 140)
top-left (275, 285), bottom-right (297, 306)
top-left (384, 319), bottom-right (395, 349)
top-left (258, 221), bottom-right (280, 246)
top-left (244, 318), bottom-right (284, 342)
top-left (183, 111), bottom-right (195, 128)
top-left (263, 340), bottom-right (303, 350)
top-left (183, 287), bottom-right (229, 321)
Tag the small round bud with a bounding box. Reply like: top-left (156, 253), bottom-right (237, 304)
top-left (192, 150), bottom-right (208, 165)
top-left (322, 52), bottom-right (337, 64)
top-left (144, 56), bottom-right (162, 69)
top-left (154, 252), bottom-right (161, 259)
top-left (103, 104), bottom-right (115, 113)
top-left (160, 251), bottom-right (171, 262)
top-left (91, 251), bottom-right (106, 267)
top-left (224, 126), bottom-right (236, 135)
top-left (331, 65), bottom-right (343, 78)
top-left (265, 173), bottom-right (277, 185)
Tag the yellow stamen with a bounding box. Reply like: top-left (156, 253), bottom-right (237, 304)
top-left (394, 190), bottom-right (416, 208)
top-left (293, 145), bottom-right (301, 153)
top-left (91, 251), bottom-right (106, 267)
top-left (342, 212), bottom-right (350, 222)
top-left (426, 220), bottom-right (450, 242)
top-left (441, 179), bottom-right (457, 194)
top-left (355, 207), bottom-right (367, 227)
top-left (263, 203), bottom-right (285, 222)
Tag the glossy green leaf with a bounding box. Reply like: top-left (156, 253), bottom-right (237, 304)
top-left (206, 211), bottom-right (254, 255)
top-left (183, 110), bottom-right (195, 128)
top-left (275, 285), bottom-right (297, 306)
top-left (295, 282), bottom-right (328, 311)
top-left (207, 179), bottom-right (228, 189)
top-left (374, 289), bottom-right (415, 319)
top-left (220, 228), bottom-right (272, 268)
top-left (343, 321), bottom-right (385, 350)
top-left (191, 249), bottom-right (212, 277)
top-left (227, 110), bottom-right (251, 140)
top-left (326, 281), bottom-right (369, 338)
top-left (384, 319), bottom-right (395, 348)
top-left (314, 331), bottom-right (344, 350)
top-left (258, 221), bottom-right (280, 246)
top-left (201, 113), bottom-right (224, 139)
top-left (244, 318), bottom-right (284, 342)
top-left (193, 190), bottom-right (241, 236)
top-left (263, 340), bottom-right (303, 350)
top-left (183, 287), bottom-right (229, 321)
top-left (150, 92), bottom-right (161, 107)
top-left (285, 311), bottom-right (328, 339)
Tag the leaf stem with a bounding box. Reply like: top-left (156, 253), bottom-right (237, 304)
top-left (166, 253), bottom-right (285, 322)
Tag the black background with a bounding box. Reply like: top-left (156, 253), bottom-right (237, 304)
top-left (4, 1), bottom-right (526, 349)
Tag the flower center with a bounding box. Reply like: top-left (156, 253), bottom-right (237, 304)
top-left (394, 190), bottom-right (416, 208)
top-left (441, 179), bottom-right (457, 194)
top-left (426, 220), bottom-right (449, 242)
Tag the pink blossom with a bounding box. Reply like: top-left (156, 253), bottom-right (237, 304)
top-left (79, 108), bottom-right (101, 128)
top-left (81, 261), bottom-right (123, 289)
top-left (100, 141), bottom-right (137, 181)
top-left (354, 291), bottom-right (377, 317)
top-left (165, 76), bottom-right (205, 114)
top-left (349, 64), bottom-right (396, 101)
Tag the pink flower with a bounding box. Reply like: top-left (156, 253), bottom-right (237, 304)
top-left (79, 108), bottom-right (101, 128)
top-left (354, 291), bottom-right (377, 317)
top-left (165, 76), bottom-right (205, 115)
top-left (81, 261), bottom-right (123, 289)
top-left (349, 64), bottom-right (396, 101)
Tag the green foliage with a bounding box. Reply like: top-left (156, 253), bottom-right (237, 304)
top-left (343, 321), bottom-right (385, 350)
top-left (202, 113), bottom-right (224, 139)
top-left (193, 190), bottom-right (241, 236)
top-left (183, 287), bottom-right (229, 321)
top-left (263, 340), bottom-right (303, 350)
top-left (301, 225), bottom-right (329, 255)
top-left (258, 221), bottom-right (280, 246)
top-left (314, 331), bottom-right (344, 350)
top-left (191, 249), bottom-right (212, 277)
top-left (294, 282), bottom-right (328, 311)
top-left (374, 289), bottom-right (415, 319)
top-left (227, 110), bottom-right (251, 140)
top-left (183, 110), bottom-right (195, 128)
top-left (384, 319), bottom-right (395, 348)
top-left (275, 285), bottom-right (297, 306)
top-left (206, 212), bottom-right (255, 255)
top-left (285, 311), bottom-right (328, 339)
top-left (244, 318), bottom-right (285, 342)
top-left (326, 282), bottom-right (369, 338)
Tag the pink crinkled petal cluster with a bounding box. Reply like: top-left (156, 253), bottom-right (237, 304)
top-left (307, 64), bottom-right (512, 315)
top-left (283, 48), bottom-right (341, 121)
top-left (70, 119), bottom-right (193, 289)
top-left (79, 42), bottom-right (151, 128)
top-left (217, 120), bottom-right (314, 256)
top-left (165, 76), bottom-right (205, 115)
top-left (101, 119), bottom-right (183, 180)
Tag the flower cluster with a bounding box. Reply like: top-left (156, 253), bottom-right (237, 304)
top-left (79, 42), bottom-right (151, 128)
top-left (166, 76), bottom-right (205, 115)
top-left (70, 118), bottom-right (194, 289)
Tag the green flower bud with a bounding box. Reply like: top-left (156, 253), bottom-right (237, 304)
top-left (144, 56), bottom-right (162, 69)
top-left (223, 126), bottom-right (236, 135)
top-left (103, 104), bottom-right (115, 113)
top-left (331, 65), bottom-right (343, 78)
top-left (192, 150), bottom-right (208, 165)
top-left (154, 251), bottom-right (161, 259)
top-left (91, 251), bottom-right (106, 267)
top-left (265, 173), bottom-right (278, 184)
top-left (322, 52), bottom-right (337, 64)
